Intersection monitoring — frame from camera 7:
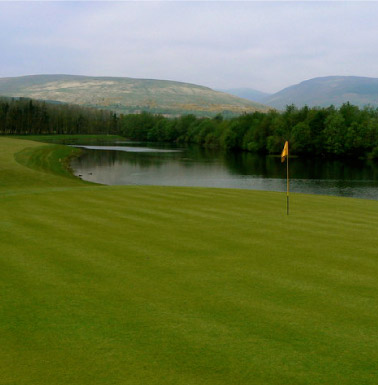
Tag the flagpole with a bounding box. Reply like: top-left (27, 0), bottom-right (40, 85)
top-left (281, 141), bottom-right (289, 215)
top-left (287, 142), bottom-right (289, 215)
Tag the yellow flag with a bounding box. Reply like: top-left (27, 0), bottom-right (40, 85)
top-left (281, 141), bottom-right (289, 162)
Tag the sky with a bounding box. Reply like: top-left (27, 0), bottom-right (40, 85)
top-left (0, 1), bottom-right (377, 93)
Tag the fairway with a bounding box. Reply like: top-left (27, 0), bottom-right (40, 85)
top-left (0, 137), bottom-right (377, 384)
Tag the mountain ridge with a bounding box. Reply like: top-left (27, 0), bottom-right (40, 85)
top-left (0, 74), bottom-right (270, 117)
top-left (263, 76), bottom-right (378, 109)
top-left (218, 88), bottom-right (271, 103)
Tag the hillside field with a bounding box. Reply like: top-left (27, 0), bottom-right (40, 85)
top-left (0, 137), bottom-right (377, 384)
top-left (0, 74), bottom-right (270, 117)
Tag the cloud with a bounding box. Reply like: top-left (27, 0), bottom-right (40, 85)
top-left (0, 1), bottom-right (377, 92)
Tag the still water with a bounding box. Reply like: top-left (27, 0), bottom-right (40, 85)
top-left (70, 141), bottom-right (378, 200)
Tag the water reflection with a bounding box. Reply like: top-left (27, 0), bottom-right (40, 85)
top-left (70, 142), bottom-right (378, 200)
top-left (72, 145), bottom-right (181, 153)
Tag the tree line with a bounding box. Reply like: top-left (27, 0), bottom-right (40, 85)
top-left (0, 97), bottom-right (118, 135)
top-left (2, 97), bottom-right (378, 159)
top-left (119, 103), bottom-right (378, 159)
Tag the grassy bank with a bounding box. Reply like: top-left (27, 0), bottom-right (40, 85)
top-left (13, 134), bottom-right (124, 144)
top-left (0, 137), bottom-right (377, 385)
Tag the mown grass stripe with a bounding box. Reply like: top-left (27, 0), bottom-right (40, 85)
top-left (0, 137), bottom-right (377, 385)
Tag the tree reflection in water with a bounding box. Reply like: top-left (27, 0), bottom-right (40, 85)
top-left (70, 142), bottom-right (378, 200)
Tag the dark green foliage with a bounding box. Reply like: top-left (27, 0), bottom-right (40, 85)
top-left (0, 97), bottom-right (118, 135)
top-left (119, 104), bottom-right (378, 158)
top-left (2, 96), bottom-right (378, 159)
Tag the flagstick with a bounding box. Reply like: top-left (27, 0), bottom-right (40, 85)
top-left (286, 144), bottom-right (289, 215)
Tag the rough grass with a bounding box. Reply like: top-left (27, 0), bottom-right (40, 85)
top-left (14, 144), bottom-right (85, 180)
top-left (0, 137), bottom-right (377, 385)
top-left (13, 134), bottom-right (124, 144)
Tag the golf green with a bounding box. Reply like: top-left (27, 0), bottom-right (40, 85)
top-left (0, 137), bottom-right (377, 384)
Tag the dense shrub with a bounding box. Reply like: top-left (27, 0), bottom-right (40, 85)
top-left (119, 103), bottom-right (378, 158)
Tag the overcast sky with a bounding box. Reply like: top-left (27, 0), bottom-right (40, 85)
top-left (0, 1), bottom-right (377, 93)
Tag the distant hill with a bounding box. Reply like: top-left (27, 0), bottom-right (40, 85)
top-left (219, 88), bottom-right (271, 103)
top-left (263, 76), bottom-right (378, 109)
top-left (0, 74), bottom-right (270, 117)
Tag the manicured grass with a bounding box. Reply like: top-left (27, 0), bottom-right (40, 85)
top-left (0, 137), bottom-right (377, 384)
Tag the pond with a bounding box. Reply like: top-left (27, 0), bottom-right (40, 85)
top-left (69, 140), bottom-right (378, 200)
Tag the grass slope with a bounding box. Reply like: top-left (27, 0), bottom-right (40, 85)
top-left (0, 137), bottom-right (377, 384)
top-left (0, 74), bottom-right (270, 117)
